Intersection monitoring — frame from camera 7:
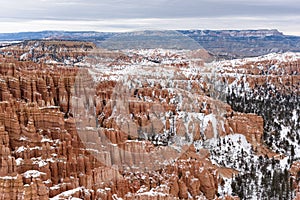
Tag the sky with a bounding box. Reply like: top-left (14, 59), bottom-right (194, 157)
top-left (0, 0), bottom-right (300, 35)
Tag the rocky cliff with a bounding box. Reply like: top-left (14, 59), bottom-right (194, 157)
top-left (0, 40), bottom-right (298, 199)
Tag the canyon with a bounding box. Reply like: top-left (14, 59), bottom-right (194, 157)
top-left (0, 40), bottom-right (299, 199)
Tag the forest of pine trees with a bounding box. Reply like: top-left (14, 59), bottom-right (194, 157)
top-left (226, 82), bottom-right (299, 157)
top-left (223, 80), bottom-right (299, 199)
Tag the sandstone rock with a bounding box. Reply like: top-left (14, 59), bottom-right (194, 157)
top-left (0, 41), bottom-right (286, 200)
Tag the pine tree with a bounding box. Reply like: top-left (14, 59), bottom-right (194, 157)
top-left (291, 145), bottom-right (295, 159)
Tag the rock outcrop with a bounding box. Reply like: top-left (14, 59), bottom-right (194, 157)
top-left (0, 40), bottom-right (293, 199)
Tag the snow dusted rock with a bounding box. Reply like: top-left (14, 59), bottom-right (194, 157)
top-left (227, 113), bottom-right (264, 152)
top-left (0, 175), bottom-right (24, 199)
top-left (1, 41), bottom-right (296, 199)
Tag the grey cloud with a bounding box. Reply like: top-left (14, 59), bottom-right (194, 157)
top-left (1, 0), bottom-right (299, 20)
top-left (0, 0), bottom-right (299, 34)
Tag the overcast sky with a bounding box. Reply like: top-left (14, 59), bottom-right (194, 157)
top-left (0, 0), bottom-right (299, 35)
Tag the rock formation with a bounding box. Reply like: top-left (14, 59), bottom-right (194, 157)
top-left (0, 40), bottom-right (298, 199)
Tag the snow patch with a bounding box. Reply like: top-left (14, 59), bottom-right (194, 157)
top-left (23, 170), bottom-right (46, 178)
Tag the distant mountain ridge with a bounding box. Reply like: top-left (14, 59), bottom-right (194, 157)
top-left (178, 29), bottom-right (300, 58)
top-left (1, 29), bottom-right (300, 58)
top-left (0, 31), bottom-right (114, 42)
top-left (179, 29), bottom-right (284, 37)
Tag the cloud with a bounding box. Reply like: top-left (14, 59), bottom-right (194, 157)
top-left (1, 0), bottom-right (300, 20)
top-left (0, 16), bottom-right (300, 35)
top-left (0, 0), bottom-right (299, 34)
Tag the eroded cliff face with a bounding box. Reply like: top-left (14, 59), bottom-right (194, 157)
top-left (212, 53), bottom-right (300, 199)
top-left (0, 41), bottom-right (297, 199)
